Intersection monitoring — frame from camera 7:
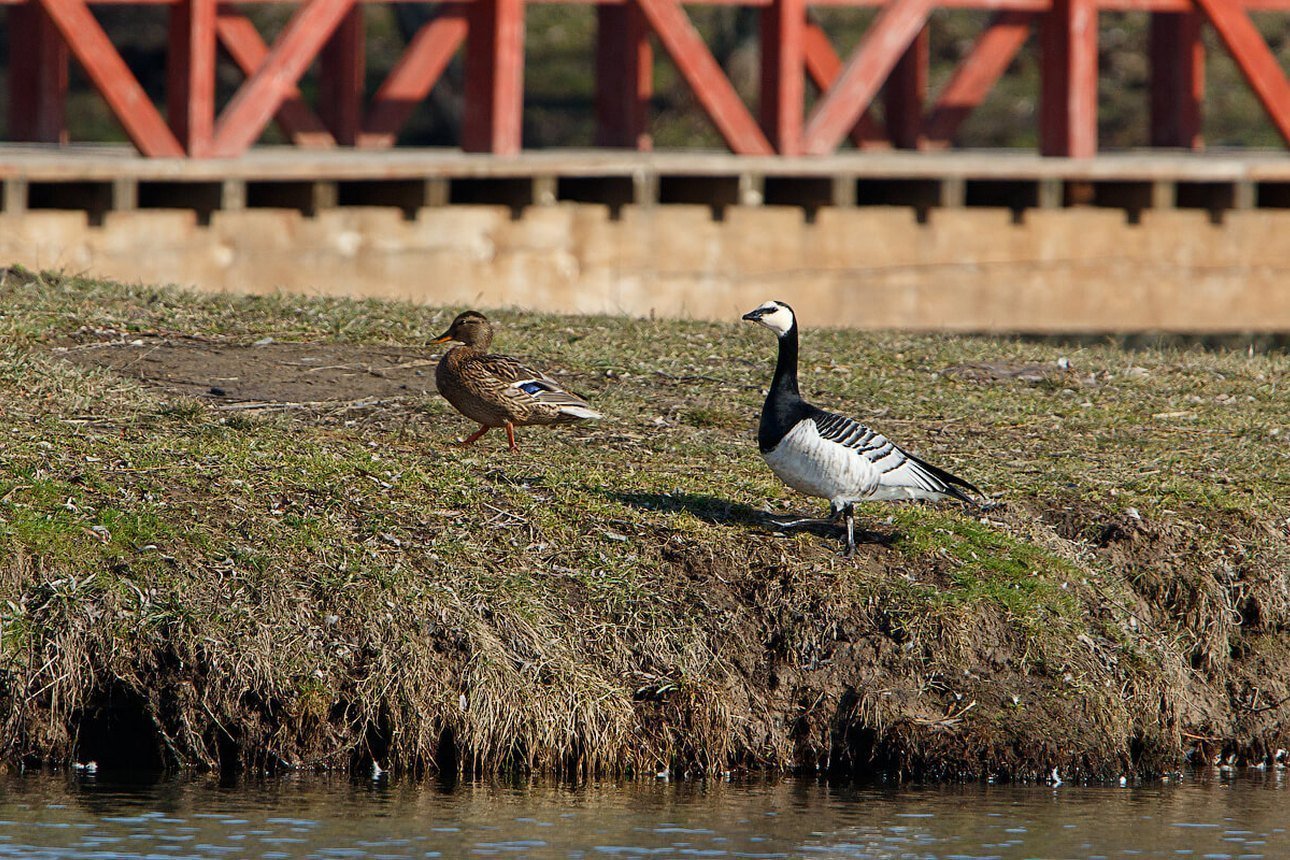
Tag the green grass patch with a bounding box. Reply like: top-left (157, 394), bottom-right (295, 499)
top-left (891, 508), bottom-right (1082, 625)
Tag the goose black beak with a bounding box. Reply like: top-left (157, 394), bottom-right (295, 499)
top-left (741, 309), bottom-right (765, 322)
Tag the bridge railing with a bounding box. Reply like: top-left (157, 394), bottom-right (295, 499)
top-left (4, 0), bottom-right (1290, 157)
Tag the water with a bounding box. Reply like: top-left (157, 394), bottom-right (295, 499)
top-left (0, 770), bottom-right (1284, 859)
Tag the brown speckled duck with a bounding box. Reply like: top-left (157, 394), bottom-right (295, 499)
top-left (432, 310), bottom-right (601, 452)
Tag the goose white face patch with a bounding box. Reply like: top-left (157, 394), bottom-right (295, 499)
top-left (745, 301), bottom-right (795, 336)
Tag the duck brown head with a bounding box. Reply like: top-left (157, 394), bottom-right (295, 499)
top-left (432, 310), bottom-right (494, 350)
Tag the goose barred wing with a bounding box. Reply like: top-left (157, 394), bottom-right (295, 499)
top-left (811, 411), bottom-right (906, 475)
top-left (812, 409), bottom-right (978, 502)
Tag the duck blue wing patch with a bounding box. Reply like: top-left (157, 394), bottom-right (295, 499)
top-left (509, 377), bottom-right (563, 400)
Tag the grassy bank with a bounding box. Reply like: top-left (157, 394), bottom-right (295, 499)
top-left (0, 266), bottom-right (1286, 780)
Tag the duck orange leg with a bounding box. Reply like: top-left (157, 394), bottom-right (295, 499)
top-left (504, 421), bottom-right (520, 453)
top-left (456, 425), bottom-right (491, 447)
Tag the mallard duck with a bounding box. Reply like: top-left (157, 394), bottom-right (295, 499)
top-left (432, 310), bottom-right (601, 452)
top-left (742, 300), bottom-right (982, 555)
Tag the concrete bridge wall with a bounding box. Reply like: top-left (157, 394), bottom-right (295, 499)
top-left (3, 202), bottom-right (1288, 332)
top-left (3, 149), bottom-right (1289, 332)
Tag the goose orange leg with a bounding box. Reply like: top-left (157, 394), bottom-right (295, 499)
top-left (456, 425), bottom-right (491, 447)
top-left (504, 421), bottom-right (520, 453)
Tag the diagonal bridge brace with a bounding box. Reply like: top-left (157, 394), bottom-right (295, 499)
top-left (1193, 0), bottom-right (1290, 144)
top-left (803, 0), bottom-right (934, 155)
top-left (37, 0), bottom-right (184, 156)
top-left (924, 11), bottom-right (1035, 147)
top-left (215, 11), bottom-right (336, 148)
top-left (802, 21), bottom-right (887, 148)
top-left (210, 0), bottom-right (359, 157)
top-left (636, 0), bottom-right (774, 155)
top-left (217, 3), bottom-right (470, 151)
top-left (802, 11), bottom-right (1035, 151)
top-left (361, 7), bottom-right (470, 148)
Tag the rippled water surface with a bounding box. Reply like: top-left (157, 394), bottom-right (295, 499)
top-left (0, 770), bottom-right (1284, 859)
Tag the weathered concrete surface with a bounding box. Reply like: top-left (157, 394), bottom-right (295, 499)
top-left (3, 203), bottom-right (1288, 331)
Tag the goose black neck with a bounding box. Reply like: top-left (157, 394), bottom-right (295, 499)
top-left (758, 320), bottom-right (805, 452)
top-left (770, 321), bottom-right (801, 399)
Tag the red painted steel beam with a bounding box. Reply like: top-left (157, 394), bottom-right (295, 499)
top-left (802, 0), bottom-right (934, 154)
top-left (637, 0), bottom-right (774, 154)
top-left (805, 0), bottom-right (1041, 5)
top-left (885, 26), bottom-right (928, 148)
top-left (1099, 0), bottom-right (1190, 8)
top-left (361, 8), bottom-right (469, 147)
top-left (210, 0), bottom-right (357, 157)
top-left (1194, 0), bottom-right (1290, 143)
top-left (1040, 0), bottom-right (1098, 156)
top-left (462, 0), bottom-right (526, 154)
top-left (320, 6), bottom-right (365, 144)
top-left (760, 0), bottom-right (806, 154)
top-left (167, 0), bottom-right (217, 155)
top-left (802, 21), bottom-right (886, 147)
top-left (924, 10), bottom-right (1033, 146)
top-left (215, 11), bottom-right (337, 146)
top-left (37, 0), bottom-right (184, 155)
top-left (8, 2), bottom-right (68, 143)
top-left (596, 2), bottom-right (653, 148)
top-left (0, 0), bottom-right (1109, 6)
top-left (1150, 11), bottom-right (1203, 148)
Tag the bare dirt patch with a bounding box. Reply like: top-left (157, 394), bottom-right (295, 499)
top-left (55, 335), bottom-right (438, 407)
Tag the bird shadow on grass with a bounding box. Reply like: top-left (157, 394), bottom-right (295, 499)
top-left (604, 490), bottom-right (896, 548)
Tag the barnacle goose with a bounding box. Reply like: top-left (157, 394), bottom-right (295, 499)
top-left (742, 300), bottom-right (981, 555)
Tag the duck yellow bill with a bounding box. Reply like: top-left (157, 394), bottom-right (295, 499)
top-left (431, 333), bottom-right (454, 344)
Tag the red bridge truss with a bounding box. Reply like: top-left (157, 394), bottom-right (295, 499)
top-left (4, 0), bottom-right (1290, 158)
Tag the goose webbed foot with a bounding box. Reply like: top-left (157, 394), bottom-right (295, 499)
top-left (769, 502), bottom-right (844, 529)
top-left (767, 513), bottom-right (835, 529)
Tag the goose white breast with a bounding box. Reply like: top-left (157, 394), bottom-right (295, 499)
top-left (761, 418), bottom-right (881, 503)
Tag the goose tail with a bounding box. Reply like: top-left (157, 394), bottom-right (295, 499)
top-left (904, 450), bottom-right (983, 506)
